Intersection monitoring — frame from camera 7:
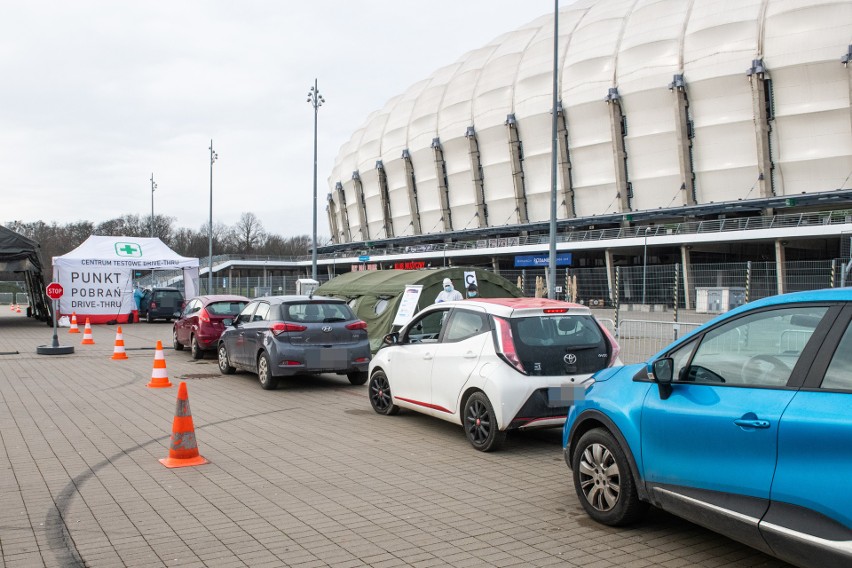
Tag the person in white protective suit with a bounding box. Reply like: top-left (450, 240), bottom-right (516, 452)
top-left (435, 277), bottom-right (463, 303)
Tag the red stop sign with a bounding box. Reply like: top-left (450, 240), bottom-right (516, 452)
top-left (46, 282), bottom-right (64, 300)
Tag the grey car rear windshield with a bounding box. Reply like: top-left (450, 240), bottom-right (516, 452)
top-left (511, 314), bottom-right (609, 375)
top-left (284, 302), bottom-right (354, 323)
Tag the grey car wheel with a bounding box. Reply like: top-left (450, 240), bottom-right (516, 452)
top-left (217, 344), bottom-right (235, 375)
top-left (463, 392), bottom-right (506, 452)
top-left (572, 428), bottom-right (647, 526)
top-left (257, 352), bottom-right (279, 390)
top-left (191, 335), bottom-right (203, 360)
top-left (173, 328), bottom-right (184, 351)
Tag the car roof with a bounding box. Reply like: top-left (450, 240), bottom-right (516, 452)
top-left (251, 294), bottom-right (344, 304)
top-left (193, 295), bottom-right (250, 303)
top-left (436, 297), bottom-right (592, 317)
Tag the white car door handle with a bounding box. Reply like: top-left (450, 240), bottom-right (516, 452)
top-left (463, 351), bottom-right (477, 358)
top-left (423, 353), bottom-right (433, 360)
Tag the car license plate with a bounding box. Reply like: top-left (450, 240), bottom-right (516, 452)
top-left (305, 348), bottom-right (347, 369)
top-left (547, 385), bottom-right (584, 407)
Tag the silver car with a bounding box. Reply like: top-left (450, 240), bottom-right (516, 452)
top-left (217, 295), bottom-right (371, 390)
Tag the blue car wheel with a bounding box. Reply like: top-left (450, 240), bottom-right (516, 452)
top-left (572, 428), bottom-right (647, 526)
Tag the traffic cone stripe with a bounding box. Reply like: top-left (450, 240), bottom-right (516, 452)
top-left (68, 313), bottom-right (80, 333)
top-left (81, 319), bottom-right (95, 345)
top-left (147, 340), bottom-right (173, 388)
top-left (111, 326), bottom-right (128, 360)
top-left (159, 382), bottom-right (208, 468)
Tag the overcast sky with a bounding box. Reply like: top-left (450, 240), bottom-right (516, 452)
top-left (0, 1), bottom-right (554, 241)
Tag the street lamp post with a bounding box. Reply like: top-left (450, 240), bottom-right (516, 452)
top-left (208, 141), bottom-right (218, 293)
top-left (547, 0), bottom-right (559, 299)
top-left (150, 173), bottom-right (157, 238)
top-left (307, 79), bottom-right (325, 283)
top-left (642, 226), bottom-right (651, 305)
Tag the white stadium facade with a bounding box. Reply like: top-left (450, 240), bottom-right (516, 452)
top-left (219, 0), bottom-right (852, 304)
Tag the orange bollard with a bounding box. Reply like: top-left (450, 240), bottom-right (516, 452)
top-left (68, 312), bottom-right (80, 334)
top-left (80, 318), bottom-right (95, 345)
top-left (111, 326), bottom-right (128, 360)
top-left (159, 382), bottom-right (208, 468)
top-left (147, 340), bottom-right (173, 388)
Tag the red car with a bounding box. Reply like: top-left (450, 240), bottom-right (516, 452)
top-left (173, 294), bottom-right (250, 359)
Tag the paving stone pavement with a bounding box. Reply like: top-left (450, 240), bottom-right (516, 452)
top-left (0, 313), bottom-right (793, 567)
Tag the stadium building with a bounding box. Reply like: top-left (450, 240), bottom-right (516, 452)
top-left (310, 0), bottom-right (852, 305)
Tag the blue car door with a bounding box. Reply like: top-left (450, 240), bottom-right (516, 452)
top-left (641, 306), bottom-right (829, 550)
top-left (764, 307), bottom-right (852, 567)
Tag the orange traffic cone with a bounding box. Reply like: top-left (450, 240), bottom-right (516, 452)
top-left (68, 312), bottom-right (80, 334)
top-left (15, 305), bottom-right (22, 313)
top-left (159, 382), bottom-right (208, 468)
top-left (80, 318), bottom-right (95, 345)
top-left (147, 340), bottom-right (173, 388)
top-left (111, 326), bottom-right (128, 360)
top-left (9, 304), bottom-right (15, 311)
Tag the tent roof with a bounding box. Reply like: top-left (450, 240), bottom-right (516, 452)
top-left (53, 236), bottom-right (198, 269)
top-left (0, 225), bottom-right (43, 273)
top-left (316, 268), bottom-right (519, 297)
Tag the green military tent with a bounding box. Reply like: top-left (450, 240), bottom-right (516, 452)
top-left (315, 267), bottom-right (522, 352)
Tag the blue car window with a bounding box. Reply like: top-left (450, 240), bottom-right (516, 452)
top-left (667, 337), bottom-right (699, 381)
top-left (822, 322), bottom-right (852, 391)
top-left (688, 306), bottom-right (828, 387)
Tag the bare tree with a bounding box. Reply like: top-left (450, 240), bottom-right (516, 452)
top-left (234, 212), bottom-right (266, 254)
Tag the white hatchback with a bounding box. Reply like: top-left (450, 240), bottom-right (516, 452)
top-left (367, 297), bottom-right (621, 451)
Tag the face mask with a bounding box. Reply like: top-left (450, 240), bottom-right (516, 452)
top-left (444, 286), bottom-right (452, 293)
top-left (468, 292), bottom-right (477, 298)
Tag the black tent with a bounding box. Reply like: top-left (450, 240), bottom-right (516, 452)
top-left (0, 225), bottom-right (51, 322)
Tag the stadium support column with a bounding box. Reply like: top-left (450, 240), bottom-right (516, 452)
top-left (326, 193), bottom-right (340, 245)
top-left (747, 59), bottom-right (775, 198)
top-left (605, 249), bottom-right (616, 304)
top-left (335, 182), bottom-right (352, 243)
top-left (376, 160), bottom-right (394, 238)
top-left (402, 149), bottom-right (422, 235)
top-left (680, 245), bottom-right (692, 309)
top-left (352, 171), bottom-right (370, 241)
top-left (605, 88), bottom-right (631, 215)
top-left (464, 127), bottom-right (488, 227)
top-left (492, 257), bottom-right (500, 275)
top-left (431, 138), bottom-right (453, 232)
top-left (555, 103), bottom-right (576, 218)
top-left (775, 239), bottom-right (786, 295)
top-left (506, 115), bottom-right (529, 223)
top-left (670, 75), bottom-right (696, 206)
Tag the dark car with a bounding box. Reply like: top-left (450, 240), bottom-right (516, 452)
top-left (139, 287), bottom-right (185, 323)
top-left (563, 288), bottom-right (852, 568)
top-left (173, 294), bottom-right (250, 359)
top-left (217, 295), bottom-right (371, 390)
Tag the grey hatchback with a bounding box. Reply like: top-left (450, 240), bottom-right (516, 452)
top-left (216, 295), bottom-right (371, 390)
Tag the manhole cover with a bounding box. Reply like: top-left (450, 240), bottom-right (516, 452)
top-left (178, 373), bottom-right (220, 380)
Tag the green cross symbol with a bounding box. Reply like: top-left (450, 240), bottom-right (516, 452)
top-left (114, 242), bottom-right (143, 257)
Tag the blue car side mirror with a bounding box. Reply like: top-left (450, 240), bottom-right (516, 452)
top-left (651, 358), bottom-right (674, 399)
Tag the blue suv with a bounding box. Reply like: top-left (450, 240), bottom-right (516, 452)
top-left (563, 289), bottom-right (852, 568)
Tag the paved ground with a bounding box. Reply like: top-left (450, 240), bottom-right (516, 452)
top-left (0, 313), bottom-right (792, 567)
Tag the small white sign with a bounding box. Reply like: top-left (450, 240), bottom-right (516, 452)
top-left (392, 285), bottom-right (424, 327)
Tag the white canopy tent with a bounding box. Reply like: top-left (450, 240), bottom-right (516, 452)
top-left (53, 236), bottom-right (199, 324)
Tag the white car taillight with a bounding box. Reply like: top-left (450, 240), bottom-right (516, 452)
top-left (600, 323), bottom-right (621, 367)
top-left (492, 316), bottom-right (526, 374)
